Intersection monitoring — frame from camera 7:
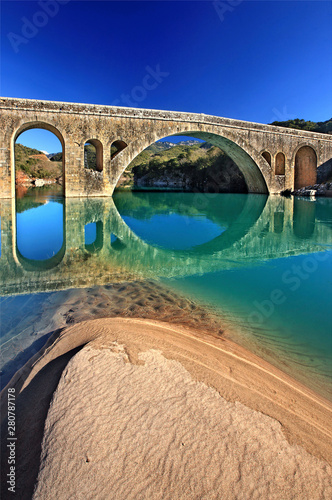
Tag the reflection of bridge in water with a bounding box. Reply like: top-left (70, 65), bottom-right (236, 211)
top-left (0, 194), bottom-right (331, 296)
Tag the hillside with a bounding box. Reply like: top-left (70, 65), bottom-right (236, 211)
top-left (117, 141), bottom-right (247, 193)
top-left (15, 143), bottom-right (62, 182)
top-left (269, 118), bottom-right (332, 134)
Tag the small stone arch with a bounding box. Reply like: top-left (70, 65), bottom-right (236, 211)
top-left (275, 152), bottom-right (285, 175)
top-left (261, 151), bottom-right (272, 167)
top-left (84, 139), bottom-right (103, 171)
top-left (294, 146), bottom-right (317, 189)
top-left (111, 140), bottom-right (127, 160)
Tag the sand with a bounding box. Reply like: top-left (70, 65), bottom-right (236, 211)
top-left (1, 317), bottom-right (331, 500)
top-left (0, 281), bottom-right (224, 388)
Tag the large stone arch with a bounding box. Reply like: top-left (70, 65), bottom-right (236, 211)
top-left (294, 145), bottom-right (317, 189)
top-left (112, 127), bottom-right (270, 194)
top-left (11, 121), bottom-right (66, 197)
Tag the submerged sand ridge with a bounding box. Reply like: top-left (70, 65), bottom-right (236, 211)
top-left (2, 318), bottom-right (332, 499)
top-left (0, 280), bottom-right (224, 388)
top-left (2, 279), bottom-right (331, 400)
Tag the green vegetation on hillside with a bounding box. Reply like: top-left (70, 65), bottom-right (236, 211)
top-left (118, 142), bottom-right (247, 193)
top-left (50, 152), bottom-right (62, 162)
top-left (15, 143), bottom-right (62, 179)
top-left (269, 118), bottom-right (332, 134)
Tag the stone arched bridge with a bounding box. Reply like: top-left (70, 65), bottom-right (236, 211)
top-left (0, 97), bottom-right (331, 198)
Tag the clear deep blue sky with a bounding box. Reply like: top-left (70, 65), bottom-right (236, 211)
top-left (2, 0), bottom-right (332, 152)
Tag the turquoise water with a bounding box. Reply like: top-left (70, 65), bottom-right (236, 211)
top-left (122, 214), bottom-right (224, 250)
top-left (164, 254), bottom-right (332, 387)
top-left (0, 190), bottom-right (331, 396)
top-left (114, 192), bottom-right (332, 394)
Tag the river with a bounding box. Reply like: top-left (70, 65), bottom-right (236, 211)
top-left (0, 188), bottom-right (331, 399)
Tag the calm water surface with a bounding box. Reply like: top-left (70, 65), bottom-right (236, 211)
top-left (0, 189), bottom-right (331, 397)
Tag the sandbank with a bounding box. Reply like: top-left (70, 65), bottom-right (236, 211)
top-left (1, 317), bottom-right (331, 499)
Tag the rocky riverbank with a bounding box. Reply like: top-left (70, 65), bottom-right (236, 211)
top-left (15, 172), bottom-right (61, 199)
top-left (282, 182), bottom-right (332, 198)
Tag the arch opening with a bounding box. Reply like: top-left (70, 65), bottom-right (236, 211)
top-left (14, 125), bottom-right (64, 198)
top-left (294, 146), bottom-right (317, 189)
top-left (15, 194), bottom-right (65, 271)
top-left (84, 221), bottom-right (103, 253)
top-left (262, 151), bottom-right (271, 167)
top-left (84, 139), bottom-right (103, 172)
top-left (116, 132), bottom-right (269, 194)
top-left (110, 233), bottom-right (126, 251)
top-left (275, 152), bottom-right (285, 175)
top-left (111, 140), bottom-right (127, 160)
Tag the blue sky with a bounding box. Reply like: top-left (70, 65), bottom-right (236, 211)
top-left (2, 1), bottom-right (331, 152)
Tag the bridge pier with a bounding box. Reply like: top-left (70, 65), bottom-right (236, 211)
top-left (0, 199), bottom-right (15, 265)
top-left (0, 133), bottom-right (12, 199)
top-left (64, 141), bottom-right (114, 198)
top-left (269, 154), bottom-right (295, 194)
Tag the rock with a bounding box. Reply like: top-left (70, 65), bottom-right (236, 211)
top-left (34, 179), bottom-right (45, 187)
top-left (292, 182), bottom-right (332, 197)
top-left (15, 170), bottom-right (32, 186)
